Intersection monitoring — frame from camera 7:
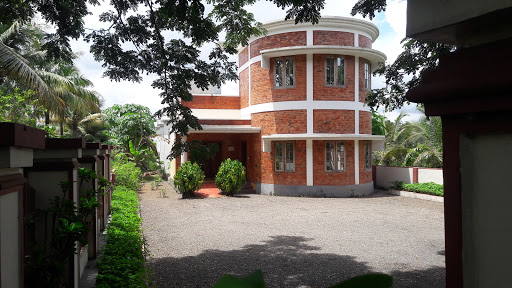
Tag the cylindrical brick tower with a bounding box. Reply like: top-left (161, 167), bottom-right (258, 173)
top-left (239, 17), bottom-right (386, 196)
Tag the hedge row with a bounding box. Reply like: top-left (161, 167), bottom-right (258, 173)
top-left (401, 182), bottom-right (444, 197)
top-left (96, 186), bottom-right (148, 287)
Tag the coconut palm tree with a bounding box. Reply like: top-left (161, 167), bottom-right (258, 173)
top-left (44, 62), bottom-right (102, 135)
top-left (0, 21), bottom-right (64, 115)
top-left (1, 22), bottom-right (103, 131)
top-left (374, 110), bottom-right (443, 168)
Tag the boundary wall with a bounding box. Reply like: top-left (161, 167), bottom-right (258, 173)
top-left (374, 165), bottom-right (443, 188)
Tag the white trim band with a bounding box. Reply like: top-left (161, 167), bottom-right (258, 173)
top-left (241, 100), bottom-right (371, 116)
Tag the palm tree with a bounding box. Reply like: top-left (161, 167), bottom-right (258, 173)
top-left (44, 62), bottom-right (102, 135)
top-left (1, 22), bottom-right (103, 131)
top-left (374, 110), bottom-right (443, 168)
top-left (0, 21), bottom-right (64, 115)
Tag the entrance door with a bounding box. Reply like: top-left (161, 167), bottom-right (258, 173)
top-left (203, 142), bottom-right (222, 179)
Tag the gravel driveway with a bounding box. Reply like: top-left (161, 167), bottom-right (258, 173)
top-left (139, 183), bottom-right (445, 288)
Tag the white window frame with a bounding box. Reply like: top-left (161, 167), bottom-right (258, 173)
top-left (364, 62), bottom-right (371, 90)
top-left (325, 141), bottom-right (346, 172)
top-left (275, 141), bottom-right (295, 172)
top-left (274, 57), bottom-right (296, 89)
top-left (364, 141), bottom-right (372, 170)
top-left (325, 56), bottom-right (346, 87)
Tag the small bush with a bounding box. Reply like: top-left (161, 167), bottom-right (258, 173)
top-left (402, 182), bottom-right (444, 196)
top-left (113, 161), bottom-right (141, 190)
top-left (215, 159), bottom-right (247, 196)
top-left (174, 162), bottom-right (205, 198)
top-left (96, 186), bottom-right (149, 287)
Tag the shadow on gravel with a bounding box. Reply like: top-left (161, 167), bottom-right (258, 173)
top-left (147, 235), bottom-right (445, 288)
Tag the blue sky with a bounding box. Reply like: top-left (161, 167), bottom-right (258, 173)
top-left (70, 0), bottom-right (422, 122)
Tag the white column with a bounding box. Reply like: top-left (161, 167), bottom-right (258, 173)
top-left (354, 140), bottom-right (360, 185)
top-left (354, 56), bottom-right (360, 134)
top-left (306, 139), bottom-right (313, 186)
top-left (307, 53), bottom-right (314, 134)
top-left (248, 44), bottom-right (252, 106)
top-left (354, 33), bottom-right (359, 47)
top-left (182, 136), bottom-right (188, 163)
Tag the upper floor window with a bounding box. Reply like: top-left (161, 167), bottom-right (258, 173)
top-left (275, 57), bottom-right (295, 88)
top-left (275, 142), bottom-right (295, 172)
top-left (364, 62), bottom-right (371, 89)
top-left (364, 141), bottom-right (372, 170)
top-left (326, 141), bottom-right (346, 172)
top-left (325, 56), bottom-right (345, 87)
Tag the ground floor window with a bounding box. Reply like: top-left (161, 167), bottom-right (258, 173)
top-left (364, 141), bottom-right (372, 170)
top-left (275, 142), bottom-right (295, 172)
top-left (325, 141), bottom-right (345, 172)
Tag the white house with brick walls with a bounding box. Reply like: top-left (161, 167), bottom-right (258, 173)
top-left (159, 16), bottom-right (386, 197)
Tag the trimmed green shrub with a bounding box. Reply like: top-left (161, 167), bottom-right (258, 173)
top-left (215, 159), bottom-right (246, 196)
top-left (402, 182), bottom-right (444, 196)
top-left (174, 161), bottom-right (205, 198)
top-left (96, 186), bottom-right (149, 287)
top-left (113, 161), bottom-right (141, 190)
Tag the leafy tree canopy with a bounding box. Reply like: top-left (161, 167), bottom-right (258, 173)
top-left (366, 39), bottom-right (455, 112)
top-left (104, 103), bottom-right (156, 148)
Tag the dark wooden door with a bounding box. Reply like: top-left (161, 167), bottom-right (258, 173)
top-left (203, 142), bottom-right (222, 178)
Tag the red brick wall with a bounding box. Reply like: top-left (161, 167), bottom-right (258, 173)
top-left (358, 35), bottom-right (372, 48)
top-left (313, 31), bottom-right (354, 46)
top-left (239, 68), bottom-right (249, 108)
top-left (313, 54), bottom-right (355, 101)
top-left (250, 62), bottom-right (272, 105)
top-left (260, 140), bottom-right (307, 185)
top-left (359, 140), bottom-right (372, 184)
top-left (269, 55), bottom-right (307, 102)
top-left (252, 110), bottom-right (307, 135)
top-left (359, 111), bottom-right (371, 135)
top-left (239, 47), bottom-right (249, 67)
top-left (183, 96), bottom-right (240, 109)
top-left (359, 57), bottom-right (370, 103)
top-left (313, 110), bottom-right (355, 134)
top-left (313, 140), bottom-right (355, 185)
top-left (250, 31), bottom-right (307, 58)
top-left (198, 120), bottom-right (251, 125)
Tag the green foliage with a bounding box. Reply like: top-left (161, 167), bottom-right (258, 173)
top-left (174, 162), bottom-right (205, 198)
top-left (366, 38), bottom-right (455, 112)
top-left (96, 186), bottom-right (149, 288)
top-left (371, 111), bottom-right (386, 135)
top-left (0, 88), bottom-right (45, 126)
top-left (402, 182), bottom-right (444, 197)
top-left (113, 160), bottom-right (142, 191)
top-left (372, 110), bottom-right (443, 168)
top-left (213, 270), bottom-right (392, 288)
top-left (188, 140), bottom-right (220, 165)
top-left (390, 181), bottom-right (405, 190)
top-left (215, 159), bottom-right (247, 196)
top-left (104, 104), bottom-right (156, 148)
top-left (329, 273), bottom-right (393, 288)
top-left (25, 168), bottom-right (106, 287)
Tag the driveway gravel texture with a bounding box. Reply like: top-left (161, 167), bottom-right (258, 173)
top-left (139, 183), bottom-right (445, 288)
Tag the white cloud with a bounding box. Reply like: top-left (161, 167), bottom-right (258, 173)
top-left (384, 0), bottom-right (407, 39)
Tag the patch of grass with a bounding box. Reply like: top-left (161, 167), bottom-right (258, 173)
top-left (401, 182), bottom-right (444, 197)
top-left (96, 186), bottom-right (149, 287)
